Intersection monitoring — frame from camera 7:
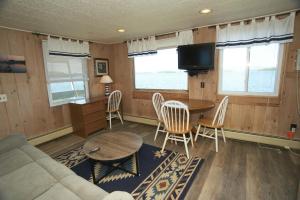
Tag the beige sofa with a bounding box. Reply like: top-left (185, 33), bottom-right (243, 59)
top-left (0, 134), bottom-right (133, 200)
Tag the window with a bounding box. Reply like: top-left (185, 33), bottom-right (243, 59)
top-left (134, 48), bottom-right (187, 90)
top-left (218, 43), bottom-right (283, 96)
top-left (43, 42), bottom-right (89, 106)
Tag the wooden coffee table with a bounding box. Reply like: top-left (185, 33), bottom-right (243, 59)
top-left (83, 131), bottom-right (143, 184)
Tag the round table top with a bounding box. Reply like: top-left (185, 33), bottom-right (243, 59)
top-left (83, 131), bottom-right (143, 161)
top-left (182, 99), bottom-right (215, 112)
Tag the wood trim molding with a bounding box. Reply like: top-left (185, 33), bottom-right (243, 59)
top-left (216, 95), bottom-right (281, 107)
top-left (133, 90), bottom-right (189, 100)
top-left (224, 130), bottom-right (300, 149)
top-left (123, 115), bottom-right (157, 126)
top-left (123, 114), bottom-right (300, 149)
top-left (28, 126), bottom-right (73, 146)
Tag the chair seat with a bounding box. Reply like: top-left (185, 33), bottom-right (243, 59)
top-left (157, 118), bottom-right (164, 123)
top-left (198, 118), bottom-right (224, 129)
top-left (106, 109), bottom-right (119, 113)
top-left (166, 125), bottom-right (193, 134)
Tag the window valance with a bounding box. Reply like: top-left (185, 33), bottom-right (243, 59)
top-left (216, 12), bottom-right (295, 49)
top-left (127, 36), bottom-right (157, 58)
top-left (127, 30), bottom-right (194, 57)
top-left (177, 30), bottom-right (194, 46)
top-left (46, 36), bottom-right (90, 58)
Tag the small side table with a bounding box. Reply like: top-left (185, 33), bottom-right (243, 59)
top-left (83, 131), bottom-right (143, 184)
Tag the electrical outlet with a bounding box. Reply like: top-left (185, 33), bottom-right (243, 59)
top-left (200, 82), bottom-right (205, 88)
top-left (0, 94), bottom-right (7, 102)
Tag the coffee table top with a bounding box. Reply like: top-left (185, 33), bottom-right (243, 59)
top-left (83, 131), bottom-right (143, 161)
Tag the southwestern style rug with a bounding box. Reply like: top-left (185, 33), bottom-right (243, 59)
top-left (54, 143), bottom-right (204, 200)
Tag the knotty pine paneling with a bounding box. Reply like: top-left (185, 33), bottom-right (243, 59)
top-left (111, 14), bottom-right (300, 140)
top-left (0, 28), bottom-right (113, 139)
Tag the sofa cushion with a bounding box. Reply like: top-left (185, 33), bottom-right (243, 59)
top-left (0, 134), bottom-right (26, 154)
top-left (34, 183), bottom-right (83, 200)
top-left (0, 162), bottom-right (58, 200)
top-left (0, 148), bottom-right (33, 176)
top-left (59, 175), bottom-right (108, 200)
top-left (0, 134), bottom-right (133, 200)
top-left (103, 191), bottom-right (134, 200)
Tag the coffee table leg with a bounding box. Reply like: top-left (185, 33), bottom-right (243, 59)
top-left (89, 159), bottom-right (96, 184)
top-left (135, 151), bottom-right (140, 176)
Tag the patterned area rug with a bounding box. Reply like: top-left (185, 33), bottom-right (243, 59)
top-left (54, 143), bottom-right (204, 200)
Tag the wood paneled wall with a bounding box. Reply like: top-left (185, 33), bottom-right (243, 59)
top-left (0, 13), bottom-right (299, 140)
top-left (112, 14), bottom-right (300, 139)
top-left (0, 28), bottom-right (113, 139)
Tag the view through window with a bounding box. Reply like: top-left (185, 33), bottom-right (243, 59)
top-left (134, 48), bottom-right (187, 90)
top-left (219, 43), bottom-right (282, 96)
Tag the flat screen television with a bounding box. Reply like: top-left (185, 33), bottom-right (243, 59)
top-left (178, 43), bottom-right (215, 71)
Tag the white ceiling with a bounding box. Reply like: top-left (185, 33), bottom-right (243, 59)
top-left (0, 0), bottom-right (299, 44)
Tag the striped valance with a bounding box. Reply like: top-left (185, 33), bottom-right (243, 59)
top-left (127, 36), bottom-right (157, 57)
top-left (216, 12), bottom-right (295, 48)
top-left (127, 30), bottom-right (194, 58)
top-left (47, 36), bottom-right (90, 58)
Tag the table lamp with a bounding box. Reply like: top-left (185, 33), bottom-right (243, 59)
top-left (100, 75), bottom-right (113, 96)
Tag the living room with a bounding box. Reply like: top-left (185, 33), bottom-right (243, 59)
top-left (0, 1), bottom-right (300, 200)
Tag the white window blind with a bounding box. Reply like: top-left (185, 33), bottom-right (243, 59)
top-left (42, 41), bottom-right (89, 106)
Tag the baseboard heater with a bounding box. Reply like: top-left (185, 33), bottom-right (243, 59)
top-left (123, 115), bottom-right (300, 150)
top-left (28, 126), bottom-right (73, 146)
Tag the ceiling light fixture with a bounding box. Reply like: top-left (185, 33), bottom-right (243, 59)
top-left (200, 9), bottom-right (211, 14)
top-left (117, 28), bottom-right (125, 33)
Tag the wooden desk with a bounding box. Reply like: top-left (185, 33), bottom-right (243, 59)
top-left (182, 99), bottom-right (215, 112)
top-left (69, 97), bottom-right (107, 138)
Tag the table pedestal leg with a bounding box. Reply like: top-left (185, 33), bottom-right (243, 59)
top-left (135, 151), bottom-right (140, 176)
top-left (89, 159), bottom-right (96, 184)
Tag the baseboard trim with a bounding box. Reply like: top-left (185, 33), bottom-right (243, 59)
top-left (223, 130), bottom-right (300, 149)
top-left (123, 115), bottom-right (157, 126)
top-left (124, 115), bottom-right (300, 149)
top-left (28, 126), bottom-right (74, 146)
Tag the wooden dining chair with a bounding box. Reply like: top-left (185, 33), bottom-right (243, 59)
top-left (194, 96), bottom-right (229, 152)
top-left (107, 90), bottom-right (123, 129)
top-left (160, 100), bottom-right (194, 158)
top-left (152, 92), bottom-right (165, 141)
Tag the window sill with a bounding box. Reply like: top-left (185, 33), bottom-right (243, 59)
top-left (133, 90), bottom-right (188, 100)
top-left (216, 94), bottom-right (281, 107)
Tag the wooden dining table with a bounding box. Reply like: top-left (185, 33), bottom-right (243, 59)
top-left (181, 99), bottom-right (215, 113)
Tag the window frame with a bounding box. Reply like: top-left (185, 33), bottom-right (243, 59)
top-left (218, 44), bottom-right (284, 97)
top-left (133, 47), bottom-right (188, 92)
top-left (42, 41), bottom-right (89, 107)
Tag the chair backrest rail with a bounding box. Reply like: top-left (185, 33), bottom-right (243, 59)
top-left (212, 96), bottom-right (229, 126)
top-left (108, 90), bottom-right (122, 112)
top-left (161, 100), bottom-right (189, 133)
top-left (152, 93), bottom-right (165, 121)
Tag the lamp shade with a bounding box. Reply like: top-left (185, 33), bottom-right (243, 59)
top-left (100, 75), bottom-right (113, 84)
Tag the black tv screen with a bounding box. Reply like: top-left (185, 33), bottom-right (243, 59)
top-left (178, 43), bottom-right (215, 70)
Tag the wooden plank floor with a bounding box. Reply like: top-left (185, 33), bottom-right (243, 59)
top-left (38, 121), bottom-right (300, 200)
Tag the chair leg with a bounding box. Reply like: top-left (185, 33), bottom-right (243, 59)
top-left (109, 112), bottom-right (112, 129)
top-left (183, 134), bottom-right (190, 159)
top-left (195, 125), bottom-right (201, 141)
top-left (221, 128), bottom-right (226, 143)
top-left (117, 111), bottom-right (124, 124)
top-left (214, 128), bottom-right (218, 152)
top-left (189, 131), bottom-right (194, 147)
top-left (161, 132), bottom-right (169, 153)
top-left (154, 122), bottom-right (161, 141)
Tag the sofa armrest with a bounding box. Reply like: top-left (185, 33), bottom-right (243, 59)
top-left (0, 133), bottom-right (27, 154)
top-left (103, 191), bottom-right (134, 200)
